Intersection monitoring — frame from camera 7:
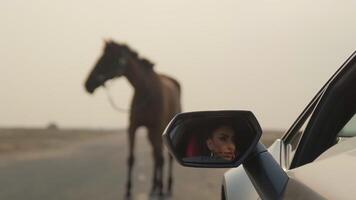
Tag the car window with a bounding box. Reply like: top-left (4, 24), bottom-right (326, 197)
top-left (338, 114), bottom-right (356, 138)
top-left (315, 113), bottom-right (356, 161)
top-left (282, 89), bottom-right (323, 169)
top-left (284, 114), bottom-right (312, 169)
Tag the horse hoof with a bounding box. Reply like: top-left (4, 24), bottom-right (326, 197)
top-left (125, 192), bottom-right (132, 200)
top-left (165, 191), bottom-right (172, 197)
top-left (150, 191), bottom-right (155, 197)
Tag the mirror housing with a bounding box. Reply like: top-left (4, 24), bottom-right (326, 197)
top-left (163, 110), bottom-right (289, 199)
top-left (162, 110), bottom-right (262, 168)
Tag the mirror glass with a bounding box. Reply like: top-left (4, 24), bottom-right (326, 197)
top-left (163, 111), bottom-right (261, 167)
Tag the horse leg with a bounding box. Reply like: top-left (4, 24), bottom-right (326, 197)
top-left (148, 128), bottom-right (164, 196)
top-left (167, 153), bottom-right (174, 196)
top-left (149, 153), bottom-right (158, 196)
top-left (125, 125), bottom-right (137, 198)
top-left (153, 148), bottom-right (164, 196)
top-left (157, 150), bottom-right (164, 196)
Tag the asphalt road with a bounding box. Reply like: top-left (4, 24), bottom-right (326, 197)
top-left (0, 129), bottom-right (282, 200)
top-left (0, 130), bottom-right (227, 200)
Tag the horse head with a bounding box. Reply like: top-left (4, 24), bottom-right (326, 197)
top-left (85, 40), bottom-right (131, 93)
top-left (85, 40), bottom-right (156, 94)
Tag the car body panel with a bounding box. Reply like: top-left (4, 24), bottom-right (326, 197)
top-left (282, 178), bottom-right (326, 200)
top-left (223, 52), bottom-right (356, 199)
top-left (225, 133), bottom-right (356, 200)
top-left (223, 139), bottom-right (282, 199)
top-left (284, 137), bottom-right (356, 200)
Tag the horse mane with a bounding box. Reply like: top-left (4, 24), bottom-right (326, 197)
top-left (108, 41), bottom-right (154, 70)
top-left (122, 45), bottom-right (154, 70)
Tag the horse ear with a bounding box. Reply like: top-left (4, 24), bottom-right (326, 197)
top-left (108, 38), bottom-right (115, 44)
top-left (103, 38), bottom-right (117, 45)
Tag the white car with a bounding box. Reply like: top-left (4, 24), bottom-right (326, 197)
top-left (163, 51), bottom-right (356, 200)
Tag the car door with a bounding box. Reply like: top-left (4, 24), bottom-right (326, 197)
top-left (286, 51), bottom-right (356, 169)
top-left (223, 51), bottom-right (356, 200)
top-left (282, 110), bottom-right (356, 199)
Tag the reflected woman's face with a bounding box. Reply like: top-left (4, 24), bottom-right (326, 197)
top-left (206, 125), bottom-right (236, 161)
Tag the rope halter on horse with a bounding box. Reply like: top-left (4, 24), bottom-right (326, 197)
top-left (103, 83), bottom-right (130, 113)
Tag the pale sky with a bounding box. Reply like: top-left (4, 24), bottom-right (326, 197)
top-left (0, 0), bottom-right (355, 130)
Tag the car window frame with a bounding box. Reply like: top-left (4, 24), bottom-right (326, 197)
top-left (281, 90), bottom-right (324, 169)
top-left (290, 52), bottom-right (356, 168)
top-left (281, 51), bottom-right (356, 169)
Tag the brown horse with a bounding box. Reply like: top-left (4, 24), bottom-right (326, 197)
top-left (84, 40), bottom-right (181, 198)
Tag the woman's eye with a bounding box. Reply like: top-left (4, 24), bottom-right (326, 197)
top-left (218, 136), bottom-right (228, 141)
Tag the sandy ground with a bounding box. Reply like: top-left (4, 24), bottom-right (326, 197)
top-left (0, 128), bottom-right (117, 154)
top-left (0, 128), bottom-right (283, 200)
top-left (0, 128), bottom-right (283, 155)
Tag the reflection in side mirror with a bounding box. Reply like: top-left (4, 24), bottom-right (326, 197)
top-left (163, 110), bottom-right (262, 168)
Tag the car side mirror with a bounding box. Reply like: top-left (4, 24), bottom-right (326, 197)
top-left (162, 110), bottom-right (262, 168)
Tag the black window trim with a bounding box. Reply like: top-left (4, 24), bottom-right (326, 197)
top-left (281, 51), bottom-right (356, 169)
top-left (290, 51), bottom-right (356, 168)
top-left (282, 51), bottom-right (356, 142)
